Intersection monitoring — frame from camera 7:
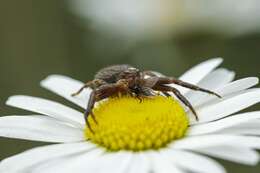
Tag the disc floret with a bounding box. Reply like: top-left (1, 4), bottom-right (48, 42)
top-left (85, 96), bottom-right (189, 151)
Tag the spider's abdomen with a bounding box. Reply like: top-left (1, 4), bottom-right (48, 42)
top-left (94, 64), bottom-right (133, 83)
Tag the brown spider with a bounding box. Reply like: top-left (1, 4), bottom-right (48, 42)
top-left (72, 64), bottom-right (221, 132)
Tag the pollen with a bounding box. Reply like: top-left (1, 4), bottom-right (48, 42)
top-left (85, 96), bottom-right (189, 151)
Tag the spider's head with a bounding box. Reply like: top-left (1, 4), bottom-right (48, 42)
top-left (120, 67), bottom-right (140, 79)
top-left (119, 67), bottom-right (141, 87)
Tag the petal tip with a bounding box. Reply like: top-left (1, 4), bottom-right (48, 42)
top-left (254, 77), bottom-right (259, 84)
top-left (211, 57), bottom-right (223, 64)
top-left (40, 74), bottom-right (63, 86)
top-left (5, 95), bottom-right (30, 106)
top-left (5, 95), bottom-right (20, 106)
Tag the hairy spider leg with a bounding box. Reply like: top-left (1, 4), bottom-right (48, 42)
top-left (84, 80), bottom-right (130, 133)
top-left (161, 91), bottom-right (171, 97)
top-left (71, 81), bottom-right (92, 97)
top-left (155, 77), bottom-right (221, 98)
top-left (71, 79), bottom-right (107, 97)
top-left (84, 91), bottom-right (96, 133)
top-left (153, 85), bottom-right (198, 120)
top-left (72, 79), bottom-right (107, 132)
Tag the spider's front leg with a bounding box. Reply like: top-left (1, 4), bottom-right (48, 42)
top-left (71, 79), bottom-right (106, 97)
top-left (155, 77), bottom-right (221, 98)
top-left (84, 91), bottom-right (97, 133)
top-left (84, 79), bottom-right (130, 132)
top-left (152, 84), bottom-right (199, 120)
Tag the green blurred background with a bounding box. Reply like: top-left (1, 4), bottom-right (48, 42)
top-left (0, 1), bottom-right (259, 172)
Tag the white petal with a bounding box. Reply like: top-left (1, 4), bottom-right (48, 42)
top-left (0, 142), bottom-right (95, 173)
top-left (110, 152), bottom-right (133, 173)
top-left (148, 152), bottom-right (184, 173)
top-left (177, 58), bottom-right (223, 94)
top-left (127, 153), bottom-right (151, 173)
top-left (161, 149), bottom-right (226, 173)
top-left (40, 75), bottom-right (91, 108)
top-left (33, 149), bottom-right (104, 173)
top-left (95, 152), bottom-right (132, 173)
top-left (171, 135), bottom-right (232, 149)
top-left (216, 77), bottom-right (259, 96)
top-left (31, 157), bottom-right (68, 173)
top-left (185, 68), bottom-right (235, 106)
top-left (195, 146), bottom-right (259, 165)
top-left (193, 68), bottom-right (235, 90)
top-left (33, 150), bottom-right (130, 173)
top-left (0, 115), bottom-right (84, 143)
top-left (6, 95), bottom-right (85, 128)
top-left (179, 58), bottom-right (223, 83)
top-left (191, 88), bottom-right (260, 124)
top-left (219, 120), bottom-right (260, 135)
top-left (188, 111), bottom-right (260, 136)
top-left (226, 136), bottom-right (260, 149)
top-left (171, 135), bottom-right (260, 150)
top-left (73, 152), bottom-right (131, 173)
top-left (194, 77), bottom-right (259, 107)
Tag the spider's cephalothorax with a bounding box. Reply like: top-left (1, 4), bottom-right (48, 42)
top-left (72, 65), bottom-right (221, 132)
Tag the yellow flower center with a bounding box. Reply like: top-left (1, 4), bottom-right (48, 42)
top-left (85, 96), bottom-right (189, 151)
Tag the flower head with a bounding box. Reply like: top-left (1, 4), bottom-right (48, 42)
top-left (69, 0), bottom-right (260, 39)
top-left (0, 58), bottom-right (260, 173)
top-left (86, 96), bottom-right (188, 151)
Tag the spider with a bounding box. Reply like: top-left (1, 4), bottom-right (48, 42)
top-left (72, 64), bottom-right (221, 132)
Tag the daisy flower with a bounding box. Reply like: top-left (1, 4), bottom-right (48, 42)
top-left (69, 0), bottom-right (260, 39)
top-left (1, 58), bottom-right (260, 173)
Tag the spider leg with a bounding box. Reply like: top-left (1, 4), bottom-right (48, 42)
top-left (134, 87), bottom-right (155, 102)
top-left (95, 79), bottom-right (130, 99)
top-left (71, 79), bottom-right (107, 97)
top-left (84, 79), bottom-right (130, 132)
top-left (71, 81), bottom-right (92, 97)
top-left (162, 91), bottom-right (171, 97)
top-left (153, 84), bottom-right (198, 120)
top-left (136, 96), bottom-right (143, 103)
top-left (155, 77), bottom-right (221, 98)
top-left (84, 91), bottom-right (97, 133)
